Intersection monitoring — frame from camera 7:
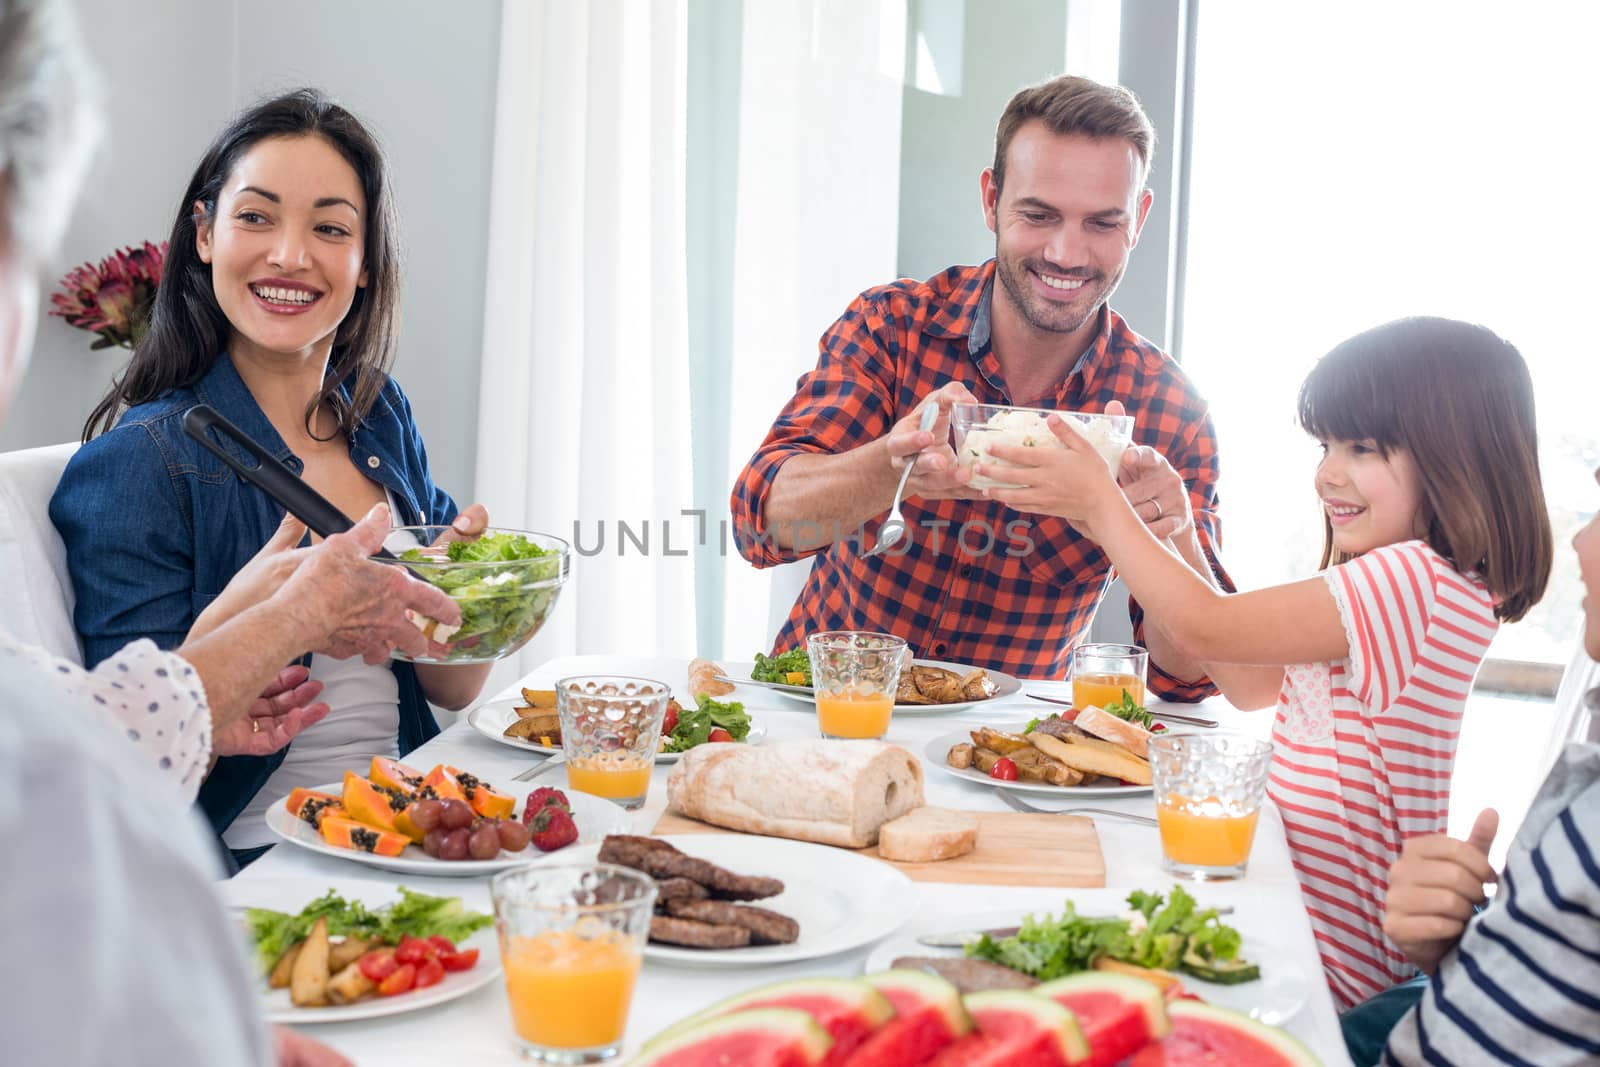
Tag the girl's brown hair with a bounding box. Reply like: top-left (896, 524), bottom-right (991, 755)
top-left (82, 88), bottom-right (401, 442)
top-left (1297, 316), bottom-right (1552, 621)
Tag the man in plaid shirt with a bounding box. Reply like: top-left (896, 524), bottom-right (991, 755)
top-left (730, 75), bottom-right (1230, 695)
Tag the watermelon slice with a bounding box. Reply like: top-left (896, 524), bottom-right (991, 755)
top-left (843, 970), bottom-right (972, 1067)
top-left (950, 989), bottom-right (1090, 1066)
top-left (1035, 972), bottom-right (1172, 1067)
top-left (1126, 1000), bottom-right (1323, 1066)
top-left (627, 1008), bottom-right (833, 1067)
top-left (644, 977), bottom-right (893, 1065)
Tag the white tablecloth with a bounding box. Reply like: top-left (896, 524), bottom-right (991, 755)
top-left (228, 654), bottom-right (1353, 1066)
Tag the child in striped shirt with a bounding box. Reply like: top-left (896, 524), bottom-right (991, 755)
top-left (973, 316), bottom-right (1555, 1009)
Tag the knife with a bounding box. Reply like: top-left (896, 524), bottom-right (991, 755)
top-left (714, 674), bottom-right (815, 697)
top-left (1025, 692), bottom-right (1218, 728)
top-left (916, 905), bottom-right (1236, 949)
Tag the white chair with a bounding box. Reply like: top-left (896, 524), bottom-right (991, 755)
top-left (0, 442), bottom-right (82, 664)
top-left (1537, 628), bottom-right (1600, 776)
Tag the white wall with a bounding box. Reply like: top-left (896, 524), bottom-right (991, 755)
top-left (6, 0), bottom-right (501, 502)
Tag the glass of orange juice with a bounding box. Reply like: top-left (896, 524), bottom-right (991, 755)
top-left (1148, 733), bottom-right (1273, 881)
top-left (806, 631), bottom-right (908, 740)
top-left (1071, 643), bottom-right (1148, 710)
top-left (491, 862), bottom-right (656, 1063)
top-left (556, 675), bottom-right (670, 810)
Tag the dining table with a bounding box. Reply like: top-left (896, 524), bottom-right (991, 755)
top-left (226, 653), bottom-right (1355, 1066)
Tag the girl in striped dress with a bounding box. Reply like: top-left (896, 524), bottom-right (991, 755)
top-left (972, 316), bottom-right (1555, 1009)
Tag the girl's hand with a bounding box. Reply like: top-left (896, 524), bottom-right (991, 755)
top-left (212, 664), bottom-right (331, 757)
top-left (1117, 445), bottom-right (1194, 542)
top-left (433, 503), bottom-right (490, 547)
top-left (976, 414), bottom-right (1125, 531)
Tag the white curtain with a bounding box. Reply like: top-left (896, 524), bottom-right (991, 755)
top-left (717, 0), bottom-right (908, 655)
top-left (474, 0), bottom-right (695, 683)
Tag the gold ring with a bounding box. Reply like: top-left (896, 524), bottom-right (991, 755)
top-left (252, 719), bottom-right (261, 734)
top-left (1150, 498), bottom-right (1163, 520)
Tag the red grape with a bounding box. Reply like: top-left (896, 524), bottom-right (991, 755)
top-left (422, 829), bottom-right (446, 857)
top-left (468, 823), bottom-right (501, 860)
top-left (441, 799), bottom-right (474, 830)
top-left (496, 819), bottom-right (530, 852)
top-left (410, 799), bottom-right (444, 832)
top-left (439, 828), bottom-right (471, 861)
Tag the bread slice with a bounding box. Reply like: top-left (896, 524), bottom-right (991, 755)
top-left (1028, 731), bottom-right (1152, 785)
top-left (1074, 705), bottom-right (1154, 759)
top-left (877, 806), bottom-right (979, 862)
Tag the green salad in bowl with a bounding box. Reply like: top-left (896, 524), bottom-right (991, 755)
top-left (384, 527), bottom-right (569, 664)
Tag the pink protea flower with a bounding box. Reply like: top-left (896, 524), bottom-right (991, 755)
top-left (50, 240), bottom-right (166, 350)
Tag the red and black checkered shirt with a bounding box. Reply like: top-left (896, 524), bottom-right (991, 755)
top-left (730, 260), bottom-right (1231, 696)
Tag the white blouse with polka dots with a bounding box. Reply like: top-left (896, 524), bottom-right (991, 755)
top-left (0, 631), bottom-right (211, 800)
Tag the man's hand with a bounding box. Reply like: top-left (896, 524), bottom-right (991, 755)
top-left (277, 503), bottom-right (462, 665)
top-left (1383, 808), bottom-right (1500, 974)
top-left (1117, 445), bottom-right (1194, 542)
top-left (212, 664), bottom-right (330, 756)
top-left (887, 381), bottom-right (985, 502)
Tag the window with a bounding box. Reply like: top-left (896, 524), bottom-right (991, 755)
top-left (1181, 1), bottom-right (1599, 671)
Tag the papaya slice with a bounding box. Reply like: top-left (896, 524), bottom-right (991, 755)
top-left (284, 788), bottom-right (344, 829)
top-left (370, 756), bottom-right (425, 795)
top-left (449, 765), bottom-right (515, 819)
top-left (419, 764), bottom-right (469, 804)
top-left (320, 814), bottom-right (409, 857)
top-left (341, 771), bottom-right (413, 836)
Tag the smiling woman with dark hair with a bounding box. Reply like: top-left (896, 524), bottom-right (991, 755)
top-left (49, 88), bottom-right (494, 865)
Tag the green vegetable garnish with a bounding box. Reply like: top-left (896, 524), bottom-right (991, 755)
top-left (245, 887), bottom-right (492, 973)
top-left (1103, 689), bottom-right (1155, 730)
top-left (1023, 716), bottom-right (1043, 734)
top-left (751, 648), bottom-right (812, 686)
top-left (965, 885), bottom-right (1252, 982)
top-left (399, 531), bottom-right (562, 660)
top-left (662, 695), bottom-right (751, 753)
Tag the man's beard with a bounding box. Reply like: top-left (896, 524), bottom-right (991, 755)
top-left (996, 251), bottom-right (1118, 335)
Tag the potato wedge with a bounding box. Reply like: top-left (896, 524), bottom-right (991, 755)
top-left (946, 742), bottom-right (974, 770)
top-left (328, 959), bottom-right (378, 1005)
top-left (971, 744), bottom-right (1083, 786)
top-left (290, 917), bottom-right (331, 1008)
top-left (520, 687), bottom-right (558, 708)
top-left (1028, 731), bottom-right (1152, 785)
top-left (969, 727), bottom-right (1033, 756)
top-left (268, 939), bottom-right (304, 990)
top-left (504, 714), bottom-right (561, 744)
top-left (327, 936), bottom-right (373, 973)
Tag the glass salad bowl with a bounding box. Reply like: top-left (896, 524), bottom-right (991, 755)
top-left (379, 527), bottom-right (569, 664)
top-left (951, 403), bottom-right (1134, 490)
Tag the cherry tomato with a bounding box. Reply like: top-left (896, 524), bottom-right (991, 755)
top-left (377, 962), bottom-right (417, 996)
top-left (414, 958), bottom-right (446, 989)
top-left (707, 727), bottom-right (734, 743)
top-left (988, 757), bottom-right (1019, 781)
top-left (426, 935), bottom-right (457, 956)
top-left (395, 935), bottom-right (435, 966)
top-left (662, 702), bottom-right (679, 736)
top-left (439, 947), bottom-right (480, 972)
top-left (357, 949), bottom-right (397, 983)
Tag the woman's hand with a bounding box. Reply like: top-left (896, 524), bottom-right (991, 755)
top-left (273, 1025), bottom-right (353, 1067)
top-left (1116, 445), bottom-right (1194, 542)
top-left (432, 503), bottom-right (489, 546)
top-left (1383, 809), bottom-right (1499, 974)
top-left (975, 413), bottom-right (1126, 533)
top-left (212, 664), bottom-right (330, 757)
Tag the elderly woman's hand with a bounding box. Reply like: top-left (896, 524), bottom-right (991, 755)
top-left (277, 503), bottom-right (462, 664)
top-left (188, 512), bottom-right (311, 644)
top-left (212, 664), bottom-right (330, 757)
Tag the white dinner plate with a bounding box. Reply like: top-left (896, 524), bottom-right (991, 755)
top-left (466, 698), bottom-right (768, 762)
top-left (725, 659), bottom-right (1024, 715)
top-left (532, 834), bottom-right (915, 968)
top-left (240, 879), bottom-right (502, 1025)
top-left (265, 780), bottom-right (635, 877)
top-left (923, 726), bottom-right (1153, 797)
top-left (862, 900), bottom-right (1310, 1026)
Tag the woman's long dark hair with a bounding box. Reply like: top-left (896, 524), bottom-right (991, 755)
top-left (1297, 316), bottom-right (1553, 622)
top-left (82, 88), bottom-right (402, 441)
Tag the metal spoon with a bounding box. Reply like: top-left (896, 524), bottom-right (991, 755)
top-left (867, 404), bottom-right (940, 558)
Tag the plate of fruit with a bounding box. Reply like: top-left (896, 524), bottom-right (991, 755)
top-left (264, 757), bottom-right (634, 876)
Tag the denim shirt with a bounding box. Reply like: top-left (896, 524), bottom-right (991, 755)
top-left (49, 353), bottom-right (458, 836)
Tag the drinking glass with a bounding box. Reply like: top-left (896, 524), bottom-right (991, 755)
top-left (556, 675), bottom-right (670, 809)
top-left (491, 863), bottom-right (656, 1063)
top-left (805, 631), bottom-right (908, 740)
top-left (1071, 642), bottom-right (1149, 709)
top-left (1148, 732), bottom-right (1273, 880)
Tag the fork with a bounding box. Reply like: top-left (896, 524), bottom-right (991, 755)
top-left (866, 404), bottom-right (940, 558)
top-left (999, 789), bottom-right (1159, 826)
top-left (511, 753), bottom-right (565, 783)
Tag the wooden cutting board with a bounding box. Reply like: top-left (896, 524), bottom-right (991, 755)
top-left (651, 809), bottom-right (1104, 888)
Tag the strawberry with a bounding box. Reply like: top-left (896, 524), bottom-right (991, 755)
top-left (527, 806), bottom-right (579, 852)
top-left (522, 787), bottom-right (573, 826)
